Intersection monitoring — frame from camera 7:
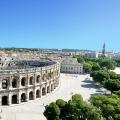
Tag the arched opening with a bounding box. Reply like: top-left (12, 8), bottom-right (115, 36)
top-left (21, 77), bottom-right (26, 86)
top-left (2, 79), bottom-right (8, 89)
top-left (29, 76), bottom-right (33, 85)
top-left (47, 86), bottom-right (50, 93)
top-left (2, 96), bottom-right (8, 105)
top-left (42, 74), bottom-right (45, 82)
top-left (42, 87), bottom-right (46, 96)
top-left (29, 91), bottom-right (33, 100)
top-left (21, 93), bottom-right (26, 102)
top-left (12, 95), bottom-right (17, 104)
top-left (12, 78), bottom-right (17, 88)
top-left (36, 75), bottom-right (40, 83)
top-left (51, 72), bottom-right (53, 77)
top-left (48, 73), bottom-right (51, 79)
top-left (36, 90), bottom-right (40, 98)
top-left (51, 84), bottom-right (54, 91)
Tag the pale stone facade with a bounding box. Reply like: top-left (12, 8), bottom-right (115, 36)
top-left (0, 60), bottom-right (60, 106)
top-left (84, 52), bottom-right (99, 58)
top-left (61, 58), bottom-right (83, 74)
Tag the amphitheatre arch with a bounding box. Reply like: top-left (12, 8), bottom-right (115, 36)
top-left (47, 86), bottom-right (50, 93)
top-left (36, 89), bottom-right (40, 98)
top-left (21, 93), bottom-right (26, 102)
top-left (12, 95), bottom-right (17, 104)
top-left (36, 75), bottom-right (40, 83)
top-left (42, 87), bottom-right (46, 96)
top-left (29, 91), bottom-right (34, 100)
top-left (2, 96), bottom-right (8, 105)
top-left (21, 77), bottom-right (26, 86)
top-left (29, 76), bottom-right (34, 85)
top-left (12, 78), bottom-right (17, 88)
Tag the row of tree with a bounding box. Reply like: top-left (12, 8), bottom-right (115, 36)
top-left (76, 56), bottom-right (116, 73)
top-left (90, 70), bottom-right (120, 93)
top-left (76, 55), bottom-right (120, 93)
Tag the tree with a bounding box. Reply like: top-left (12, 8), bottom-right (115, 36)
top-left (56, 99), bottom-right (66, 109)
top-left (90, 94), bottom-right (120, 120)
top-left (103, 79), bottom-right (120, 92)
top-left (72, 94), bottom-right (83, 103)
top-left (109, 71), bottom-right (119, 79)
top-left (83, 62), bottom-right (92, 73)
top-left (81, 102), bottom-right (101, 120)
top-left (114, 58), bottom-right (120, 67)
top-left (99, 58), bottom-right (116, 70)
top-left (90, 70), bottom-right (110, 83)
top-left (92, 63), bottom-right (101, 71)
top-left (44, 102), bottom-right (60, 120)
top-left (114, 90), bottom-right (120, 97)
top-left (77, 56), bottom-right (84, 63)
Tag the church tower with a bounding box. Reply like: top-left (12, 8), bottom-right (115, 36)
top-left (102, 43), bottom-right (106, 57)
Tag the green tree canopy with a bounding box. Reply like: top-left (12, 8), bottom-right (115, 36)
top-left (83, 62), bottom-right (92, 73)
top-left (44, 102), bottom-right (60, 120)
top-left (99, 59), bottom-right (116, 70)
top-left (92, 63), bottom-right (101, 71)
top-left (103, 79), bottom-right (120, 92)
top-left (44, 94), bottom-right (102, 120)
top-left (90, 70), bottom-right (110, 83)
top-left (90, 94), bottom-right (120, 120)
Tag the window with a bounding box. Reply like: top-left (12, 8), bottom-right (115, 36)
top-left (2, 79), bottom-right (8, 89)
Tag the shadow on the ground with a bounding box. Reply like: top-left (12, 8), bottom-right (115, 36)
top-left (90, 93), bottom-right (103, 97)
top-left (81, 80), bottom-right (101, 90)
top-left (81, 83), bottom-right (99, 89)
top-left (82, 80), bottom-right (94, 84)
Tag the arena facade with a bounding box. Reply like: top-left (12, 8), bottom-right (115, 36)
top-left (0, 59), bottom-right (60, 106)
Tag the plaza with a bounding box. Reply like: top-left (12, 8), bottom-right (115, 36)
top-left (1, 73), bottom-right (107, 120)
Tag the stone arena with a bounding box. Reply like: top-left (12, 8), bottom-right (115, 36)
top-left (0, 59), bottom-right (60, 106)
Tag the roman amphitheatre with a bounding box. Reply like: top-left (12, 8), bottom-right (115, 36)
top-left (0, 59), bottom-right (60, 106)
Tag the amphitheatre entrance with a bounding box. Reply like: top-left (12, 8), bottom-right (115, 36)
top-left (2, 96), bottom-right (8, 105)
top-left (29, 91), bottom-right (33, 100)
top-left (12, 95), bottom-right (17, 104)
top-left (36, 90), bottom-right (40, 98)
top-left (47, 86), bottom-right (50, 93)
top-left (42, 87), bottom-right (46, 96)
top-left (21, 93), bottom-right (26, 102)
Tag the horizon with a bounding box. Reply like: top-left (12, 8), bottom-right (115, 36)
top-left (0, 0), bottom-right (120, 51)
top-left (0, 46), bottom-right (118, 53)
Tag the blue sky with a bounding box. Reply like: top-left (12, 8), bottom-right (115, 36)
top-left (0, 0), bottom-right (120, 51)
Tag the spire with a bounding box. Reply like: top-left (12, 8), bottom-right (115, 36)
top-left (102, 42), bottom-right (106, 57)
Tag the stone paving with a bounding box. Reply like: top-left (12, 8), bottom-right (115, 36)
top-left (0, 73), bottom-right (106, 120)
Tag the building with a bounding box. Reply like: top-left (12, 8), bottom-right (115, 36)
top-left (84, 52), bottom-right (99, 58)
top-left (0, 59), bottom-right (60, 106)
top-left (61, 58), bottom-right (83, 74)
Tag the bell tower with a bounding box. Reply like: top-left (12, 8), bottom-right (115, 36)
top-left (102, 43), bottom-right (106, 57)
